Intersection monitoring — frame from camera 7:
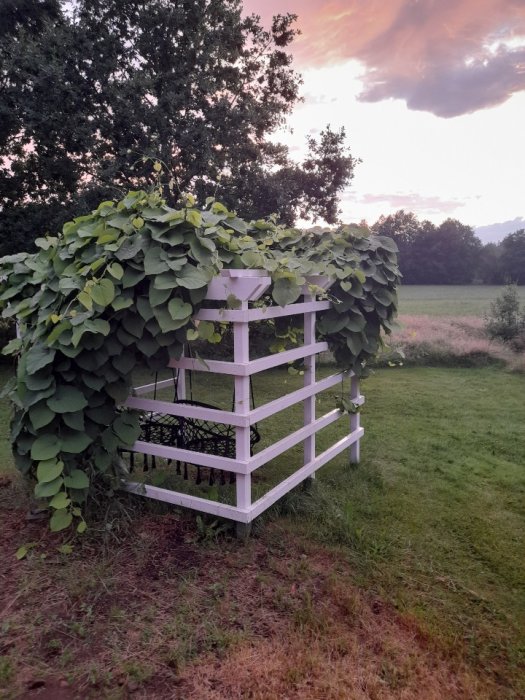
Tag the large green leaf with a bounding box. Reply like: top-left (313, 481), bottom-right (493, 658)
top-left (49, 491), bottom-right (71, 510)
top-left (47, 385), bottom-right (88, 413)
top-left (50, 508), bottom-right (73, 532)
top-left (346, 334), bottom-right (363, 356)
top-left (31, 435), bottom-right (62, 461)
top-left (318, 310), bottom-right (349, 334)
top-left (121, 266), bottom-right (145, 288)
top-left (25, 371), bottom-right (54, 392)
top-left (25, 344), bottom-right (55, 374)
top-left (272, 277), bottom-right (301, 307)
top-left (108, 262), bottom-right (124, 280)
top-left (175, 264), bottom-right (211, 289)
top-left (154, 306), bottom-right (189, 333)
top-left (372, 288), bottom-right (394, 306)
top-left (91, 279), bottom-right (115, 307)
top-left (64, 469), bottom-right (90, 489)
top-left (62, 411), bottom-right (85, 431)
top-left (144, 246), bottom-right (170, 275)
top-left (189, 237), bottom-right (214, 264)
top-left (346, 311), bottom-right (367, 332)
top-left (36, 458), bottom-right (64, 483)
top-left (60, 430), bottom-right (93, 454)
top-left (112, 295), bottom-right (134, 311)
top-left (153, 271), bottom-right (178, 290)
top-left (34, 476), bottom-right (63, 498)
top-left (29, 402), bottom-right (55, 430)
top-left (112, 351), bottom-right (136, 375)
top-left (374, 236), bottom-right (399, 253)
top-left (113, 415), bottom-right (140, 446)
top-left (149, 285), bottom-right (172, 307)
top-left (168, 298), bottom-right (192, 321)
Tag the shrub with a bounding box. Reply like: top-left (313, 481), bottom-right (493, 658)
top-left (484, 284), bottom-right (525, 343)
top-left (0, 189), bottom-right (400, 533)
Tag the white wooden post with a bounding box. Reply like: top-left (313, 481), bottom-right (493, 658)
top-left (121, 270), bottom-right (366, 526)
top-left (350, 374), bottom-right (360, 463)
top-left (303, 290), bottom-right (316, 477)
top-left (234, 301), bottom-right (251, 514)
top-left (177, 348), bottom-right (186, 400)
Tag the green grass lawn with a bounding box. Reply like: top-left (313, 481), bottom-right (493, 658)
top-left (286, 367), bottom-right (525, 685)
top-left (1, 363), bottom-right (524, 696)
top-left (398, 284), bottom-right (525, 316)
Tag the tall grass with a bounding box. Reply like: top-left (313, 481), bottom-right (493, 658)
top-left (387, 315), bottom-right (525, 370)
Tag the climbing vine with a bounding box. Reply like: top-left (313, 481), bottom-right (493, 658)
top-left (0, 189), bottom-right (400, 532)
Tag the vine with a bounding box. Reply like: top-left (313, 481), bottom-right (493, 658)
top-left (0, 189), bottom-right (400, 532)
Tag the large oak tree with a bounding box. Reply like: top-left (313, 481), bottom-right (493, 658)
top-left (0, 0), bottom-right (357, 254)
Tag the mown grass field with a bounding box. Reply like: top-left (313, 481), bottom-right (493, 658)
top-left (398, 284), bottom-right (525, 316)
top-left (1, 356), bottom-right (524, 698)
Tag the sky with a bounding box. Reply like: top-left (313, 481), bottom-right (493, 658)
top-left (244, 0), bottom-right (525, 239)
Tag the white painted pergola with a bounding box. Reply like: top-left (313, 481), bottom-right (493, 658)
top-left (121, 269), bottom-right (364, 528)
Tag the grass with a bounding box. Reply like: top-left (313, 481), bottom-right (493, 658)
top-left (385, 285), bottom-right (525, 371)
top-left (384, 315), bottom-right (525, 371)
top-left (398, 284), bottom-right (525, 316)
top-left (1, 364), bottom-right (524, 698)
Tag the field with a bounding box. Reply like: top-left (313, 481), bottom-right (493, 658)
top-left (1, 286), bottom-right (525, 698)
top-left (389, 285), bottom-right (525, 371)
top-left (398, 284), bottom-right (525, 316)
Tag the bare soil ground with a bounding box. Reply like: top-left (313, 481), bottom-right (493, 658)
top-left (0, 489), bottom-right (499, 700)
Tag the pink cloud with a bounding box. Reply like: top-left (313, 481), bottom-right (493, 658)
top-left (346, 192), bottom-right (465, 215)
top-left (243, 0), bottom-right (525, 116)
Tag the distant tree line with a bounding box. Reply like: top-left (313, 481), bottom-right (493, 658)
top-left (371, 211), bottom-right (525, 285)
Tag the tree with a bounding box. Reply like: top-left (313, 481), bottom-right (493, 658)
top-left (484, 284), bottom-right (524, 342)
top-left (0, 0), bottom-right (357, 255)
top-left (371, 210), bottom-right (434, 283)
top-left (476, 242), bottom-right (502, 284)
top-left (372, 212), bottom-right (484, 284)
top-left (498, 230), bottom-right (525, 284)
top-left (418, 219), bottom-right (482, 284)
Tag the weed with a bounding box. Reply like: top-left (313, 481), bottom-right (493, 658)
top-left (121, 660), bottom-right (154, 685)
top-left (195, 514), bottom-right (232, 542)
top-left (0, 656), bottom-right (13, 684)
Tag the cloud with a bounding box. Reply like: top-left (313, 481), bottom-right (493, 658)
top-left (243, 0), bottom-right (525, 117)
top-left (302, 92), bottom-right (338, 105)
top-left (344, 191), bottom-right (464, 216)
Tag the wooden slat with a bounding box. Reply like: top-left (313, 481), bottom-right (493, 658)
top-left (247, 408), bottom-right (342, 473)
top-left (130, 440), bottom-right (249, 474)
top-left (195, 299), bottom-right (332, 323)
top-left (121, 482), bottom-right (250, 522)
top-left (248, 428), bottom-right (365, 520)
top-left (247, 372), bottom-right (345, 423)
top-left (123, 396), bottom-right (249, 427)
top-left (168, 341), bottom-right (328, 376)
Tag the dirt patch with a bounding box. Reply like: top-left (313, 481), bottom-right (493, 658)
top-left (0, 502), bottom-right (511, 699)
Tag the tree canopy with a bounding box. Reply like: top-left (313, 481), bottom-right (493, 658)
top-left (0, 0), bottom-right (357, 255)
top-left (499, 230), bottom-right (525, 285)
top-left (372, 212), bottom-right (480, 284)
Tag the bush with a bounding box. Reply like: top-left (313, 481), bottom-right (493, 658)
top-left (484, 284), bottom-right (525, 343)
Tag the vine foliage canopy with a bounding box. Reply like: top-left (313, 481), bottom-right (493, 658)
top-left (0, 189), bottom-right (400, 532)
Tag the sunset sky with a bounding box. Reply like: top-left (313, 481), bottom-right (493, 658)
top-left (244, 0), bottom-right (525, 239)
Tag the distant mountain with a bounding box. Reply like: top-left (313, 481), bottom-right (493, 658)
top-left (475, 217), bottom-right (525, 245)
